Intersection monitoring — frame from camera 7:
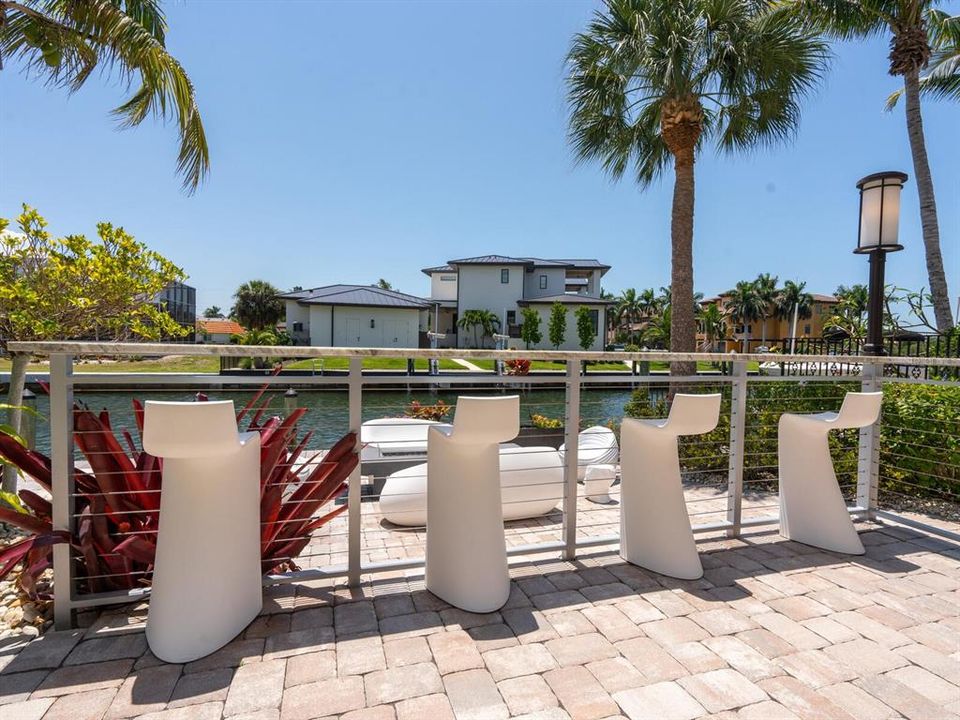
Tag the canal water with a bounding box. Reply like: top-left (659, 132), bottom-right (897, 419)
top-left (25, 387), bottom-right (642, 454)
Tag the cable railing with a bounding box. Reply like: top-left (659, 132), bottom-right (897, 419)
top-left (3, 341), bottom-right (958, 630)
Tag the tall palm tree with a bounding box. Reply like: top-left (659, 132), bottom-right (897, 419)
top-left (0, 0), bottom-right (209, 191)
top-left (638, 288), bottom-right (659, 319)
top-left (615, 288), bottom-right (643, 338)
top-left (775, 280), bottom-right (814, 352)
top-left (697, 303), bottom-right (727, 352)
top-left (642, 306), bottom-right (671, 349)
top-left (886, 10), bottom-right (960, 107)
top-left (231, 280), bottom-right (284, 331)
top-left (727, 281), bottom-right (764, 352)
top-left (753, 273), bottom-right (779, 347)
top-left (567, 0), bottom-right (828, 373)
top-left (783, 0), bottom-right (954, 331)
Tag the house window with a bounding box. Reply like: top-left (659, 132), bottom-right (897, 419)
top-left (539, 275), bottom-right (547, 289)
top-left (440, 274), bottom-right (456, 282)
top-left (370, 319), bottom-right (376, 329)
top-left (501, 268), bottom-right (509, 284)
top-left (506, 310), bottom-right (516, 325)
top-left (589, 310), bottom-right (599, 335)
top-left (292, 322), bottom-right (303, 332)
top-left (804, 323), bottom-right (811, 335)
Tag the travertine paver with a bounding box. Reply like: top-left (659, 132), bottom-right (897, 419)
top-left (2, 523), bottom-right (960, 720)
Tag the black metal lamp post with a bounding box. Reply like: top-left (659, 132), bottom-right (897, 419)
top-left (854, 171), bottom-right (908, 356)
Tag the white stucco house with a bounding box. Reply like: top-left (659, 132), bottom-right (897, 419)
top-left (423, 255), bottom-right (613, 351)
top-left (279, 285), bottom-right (432, 348)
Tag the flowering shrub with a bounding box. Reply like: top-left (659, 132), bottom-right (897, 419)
top-left (529, 413), bottom-right (562, 430)
top-left (505, 359), bottom-right (531, 376)
top-left (403, 399), bottom-right (452, 422)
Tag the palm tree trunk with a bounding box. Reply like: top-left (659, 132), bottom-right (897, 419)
top-left (669, 147), bottom-right (697, 376)
top-left (2, 353), bottom-right (30, 493)
top-left (903, 70), bottom-right (954, 331)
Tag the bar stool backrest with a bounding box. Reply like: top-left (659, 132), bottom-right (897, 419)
top-left (832, 391), bottom-right (883, 430)
top-left (450, 396), bottom-right (520, 445)
top-left (143, 400), bottom-right (241, 458)
top-left (664, 393), bottom-right (722, 436)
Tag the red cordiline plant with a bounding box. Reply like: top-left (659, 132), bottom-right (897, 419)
top-left (0, 385), bottom-right (356, 598)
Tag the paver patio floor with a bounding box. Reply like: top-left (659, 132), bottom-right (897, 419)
top-left (1, 520), bottom-right (958, 720)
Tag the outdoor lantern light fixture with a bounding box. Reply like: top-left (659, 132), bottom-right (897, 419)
top-left (854, 171), bottom-right (908, 356)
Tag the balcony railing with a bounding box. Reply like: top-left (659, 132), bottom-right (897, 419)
top-left (6, 341), bottom-right (959, 630)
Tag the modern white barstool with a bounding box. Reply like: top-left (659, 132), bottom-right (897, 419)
top-left (425, 395), bottom-right (519, 613)
top-left (143, 401), bottom-right (262, 662)
top-left (620, 394), bottom-right (722, 580)
top-left (778, 391), bottom-right (882, 555)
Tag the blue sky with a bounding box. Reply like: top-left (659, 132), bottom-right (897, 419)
top-left (0, 1), bottom-right (957, 315)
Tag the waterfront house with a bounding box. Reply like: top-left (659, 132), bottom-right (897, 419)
top-left (195, 318), bottom-right (246, 344)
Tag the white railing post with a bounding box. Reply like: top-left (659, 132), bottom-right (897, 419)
top-left (562, 361), bottom-right (581, 560)
top-left (725, 360), bottom-right (747, 537)
top-left (347, 358), bottom-right (362, 586)
top-left (857, 362), bottom-right (881, 517)
top-left (50, 354), bottom-right (75, 630)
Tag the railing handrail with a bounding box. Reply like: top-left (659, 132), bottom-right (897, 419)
top-left (8, 341), bottom-right (960, 368)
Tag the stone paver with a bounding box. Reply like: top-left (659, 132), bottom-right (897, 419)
top-left (443, 668), bottom-right (509, 720)
top-left (3, 525), bottom-right (959, 720)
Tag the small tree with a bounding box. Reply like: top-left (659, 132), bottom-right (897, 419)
top-left (520, 307), bottom-right (543, 349)
top-left (575, 306), bottom-right (596, 351)
top-left (232, 280), bottom-right (284, 331)
top-left (548, 302), bottom-right (567, 350)
top-left (376, 279), bottom-right (393, 290)
top-left (203, 306), bottom-right (223, 318)
top-left (1, 204), bottom-right (187, 491)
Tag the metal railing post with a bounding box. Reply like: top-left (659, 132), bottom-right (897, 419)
top-left (857, 362), bottom-right (881, 517)
top-left (562, 361), bottom-right (581, 560)
top-left (725, 360), bottom-right (747, 537)
top-left (50, 354), bottom-right (75, 630)
top-left (347, 358), bottom-right (363, 586)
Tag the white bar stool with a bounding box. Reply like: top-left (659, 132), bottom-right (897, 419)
top-left (620, 394), bottom-right (722, 580)
top-left (584, 464), bottom-right (616, 503)
top-left (425, 396), bottom-right (519, 613)
top-left (778, 391), bottom-right (882, 554)
top-left (143, 401), bottom-right (262, 662)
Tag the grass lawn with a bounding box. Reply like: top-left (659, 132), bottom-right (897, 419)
top-left (283, 357), bottom-right (464, 371)
top-left (0, 356), bottom-right (221, 373)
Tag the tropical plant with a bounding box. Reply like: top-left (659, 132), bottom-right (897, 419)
top-left (774, 279), bottom-right (815, 351)
top-left (575, 306), bottom-right (596, 351)
top-left (1, 205), bottom-right (186, 493)
top-left (727, 281), bottom-right (764, 352)
top-left (548, 302), bottom-right (567, 350)
top-left (0, 387), bottom-right (356, 595)
top-left (457, 309), bottom-right (500, 349)
top-left (885, 10), bottom-right (960, 107)
top-left (504, 358), bottom-right (532, 376)
top-left (567, 0), bottom-right (827, 373)
top-left (403, 400), bottom-right (451, 422)
top-left (825, 283), bottom-right (869, 342)
top-left (520, 307), bottom-right (543, 349)
top-left (753, 274), bottom-right (779, 346)
top-left (0, 0), bottom-right (208, 191)
top-left (641, 306), bottom-right (671, 348)
top-left (530, 413), bottom-right (563, 430)
top-left (697, 303), bottom-right (726, 352)
top-left (614, 288), bottom-right (643, 337)
top-left (202, 306), bottom-right (223, 318)
top-left (231, 280), bottom-right (284, 331)
top-left (782, 0), bottom-right (954, 331)
top-left (376, 279), bottom-right (393, 290)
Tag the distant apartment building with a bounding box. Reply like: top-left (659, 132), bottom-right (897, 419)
top-left (424, 255), bottom-right (612, 351)
top-left (156, 281), bottom-right (196, 340)
top-left (698, 292), bottom-right (840, 352)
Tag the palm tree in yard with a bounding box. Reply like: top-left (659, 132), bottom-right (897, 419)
top-left (232, 280), bottom-right (284, 331)
top-left (782, 0), bottom-right (954, 331)
top-left (775, 280), bottom-right (814, 352)
top-left (753, 273), bottom-right (779, 347)
top-left (697, 303), bottom-right (727, 352)
top-left (615, 288), bottom-right (643, 338)
top-left (567, 0), bottom-right (828, 373)
top-left (0, 0), bottom-right (209, 191)
top-left (727, 281), bottom-right (764, 352)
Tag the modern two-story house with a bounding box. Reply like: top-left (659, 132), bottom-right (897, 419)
top-left (423, 255), bottom-right (612, 351)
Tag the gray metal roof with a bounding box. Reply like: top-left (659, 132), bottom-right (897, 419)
top-left (421, 264), bottom-right (455, 275)
top-left (518, 294), bottom-right (616, 305)
top-left (279, 284), bottom-right (432, 309)
top-left (447, 255), bottom-right (532, 266)
top-left (444, 255), bottom-right (610, 273)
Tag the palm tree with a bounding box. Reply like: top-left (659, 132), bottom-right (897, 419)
top-left (775, 280), bottom-right (814, 352)
top-left (783, 0), bottom-right (954, 331)
top-left (697, 303), bottom-right (726, 352)
top-left (642, 306), bottom-right (671, 349)
top-left (727, 281), bottom-right (764, 352)
top-left (457, 309), bottom-right (500, 348)
top-left (567, 0), bottom-right (828, 373)
top-left (615, 288), bottom-right (643, 339)
top-left (0, 0), bottom-right (209, 191)
top-left (202, 306), bottom-right (222, 319)
top-left (231, 280), bottom-right (284, 331)
top-left (638, 288), bottom-right (659, 319)
top-left (886, 10), bottom-right (960, 107)
top-left (753, 273), bottom-right (779, 347)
